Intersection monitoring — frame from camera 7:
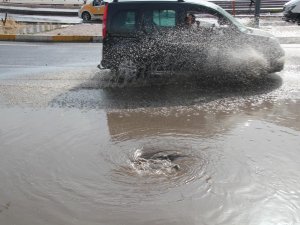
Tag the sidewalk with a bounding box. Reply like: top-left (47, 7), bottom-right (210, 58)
top-left (0, 0), bottom-right (82, 8)
top-left (263, 25), bottom-right (300, 44)
top-left (0, 5), bottom-right (78, 16)
top-left (0, 23), bottom-right (102, 42)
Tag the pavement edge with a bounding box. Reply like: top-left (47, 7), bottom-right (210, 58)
top-left (0, 34), bottom-right (299, 44)
top-left (0, 34), bottom-right (102, 42)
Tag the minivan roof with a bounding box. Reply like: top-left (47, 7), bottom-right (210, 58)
top-left (108, 0), bottom-right (220, 10)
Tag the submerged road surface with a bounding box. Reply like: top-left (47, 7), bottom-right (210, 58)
top-left (0, 42), bottom-right (300, 225)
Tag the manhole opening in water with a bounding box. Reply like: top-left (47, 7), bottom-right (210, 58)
top-left (130, 148), bottom-right (188, 176)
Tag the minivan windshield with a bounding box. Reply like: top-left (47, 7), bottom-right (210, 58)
top-left (286, 0), bottom-right (300, 5)
top-left (214, 5), bottom-right (247, 31)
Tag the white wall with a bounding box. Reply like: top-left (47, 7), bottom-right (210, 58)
top-left (2, 0), bottom-right (84, 4)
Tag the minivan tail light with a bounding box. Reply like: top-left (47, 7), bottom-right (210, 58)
top-left (102, 3), bottom-right (108, 39)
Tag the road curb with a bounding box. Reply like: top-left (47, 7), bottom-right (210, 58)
top-left (0, 34), bottom-right (299, 44)
top-left (0, 34), bottom-right (102, 42)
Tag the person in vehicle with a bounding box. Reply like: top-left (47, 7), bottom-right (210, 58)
top-left (185, 13), bottom-right (203, 34)
top-left (185, 13), bottom-right (196, 27)
top-left (185, 13), bottom-right (204, 33)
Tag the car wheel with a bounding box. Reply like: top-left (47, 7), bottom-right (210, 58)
top-left (112, 59), bottom-right (141, 85)
top-left (82, 12), bottom-right (91, 21)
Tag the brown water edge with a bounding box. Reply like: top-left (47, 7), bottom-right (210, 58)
top-left (0, 95), bottom-right (300, 225)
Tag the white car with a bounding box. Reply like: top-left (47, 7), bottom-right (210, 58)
top-left (283, 0), bottom-right (300, 24)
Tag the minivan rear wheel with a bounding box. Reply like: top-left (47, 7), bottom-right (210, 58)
top-left (112, 59), bottom-right (141, 84)
top-left (82, 12), bottom-right (91, 21)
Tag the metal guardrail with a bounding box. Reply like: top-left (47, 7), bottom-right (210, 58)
top-left (210, 0), bottom-right (289, 15)
top-left (211, 0), bottom-right (288, 10)
top-left (0, 0), bottom-right (289, 16)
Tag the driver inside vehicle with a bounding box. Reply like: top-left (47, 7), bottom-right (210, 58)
top-left (185, 9), bottom-right (232, 31)
top-left (185, 13), bottom-right (196, 26)
top-left (185, 13), bottom-right (203, 32)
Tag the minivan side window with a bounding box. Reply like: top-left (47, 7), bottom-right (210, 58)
top-left (153, 10), bottom-right (176, 27)
top-left (111, 10), bottom-right (137, 34)
top-left (185, 6), bottom-right (230, 29)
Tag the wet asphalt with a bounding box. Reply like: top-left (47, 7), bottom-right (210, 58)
top-left (0, 42), bottom-right (300, 225)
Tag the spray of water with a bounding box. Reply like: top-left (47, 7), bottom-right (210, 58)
top-left (103, 27), bottom-right (283, 87)
top-left (203, 46), bottom-right (270, 78)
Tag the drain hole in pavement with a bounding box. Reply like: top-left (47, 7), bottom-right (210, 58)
top-left (130, 148), bottom-right (188, 176)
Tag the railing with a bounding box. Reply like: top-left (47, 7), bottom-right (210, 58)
top-left (210, 0), bottom-right (289, 13)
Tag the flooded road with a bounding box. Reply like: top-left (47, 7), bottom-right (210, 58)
top-left (0, 43), bottom-right (300, 225)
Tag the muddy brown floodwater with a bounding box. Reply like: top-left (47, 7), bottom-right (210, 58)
top-left (0, 45), bottom-right (300, 225)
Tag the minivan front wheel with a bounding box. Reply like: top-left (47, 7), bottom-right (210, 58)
top-left (82, 12), bottom-right (91, 21)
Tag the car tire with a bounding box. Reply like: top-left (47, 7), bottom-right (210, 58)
top-left (82, 12), bottom-right (91, 21)
top-left (111, 59), bottom-right (142, 85)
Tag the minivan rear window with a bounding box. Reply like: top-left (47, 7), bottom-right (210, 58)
top-left (111, 10), bottom-right (137, 34)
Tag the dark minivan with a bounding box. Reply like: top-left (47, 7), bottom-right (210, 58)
top-left (100, 0), bottom-right (284, 79)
